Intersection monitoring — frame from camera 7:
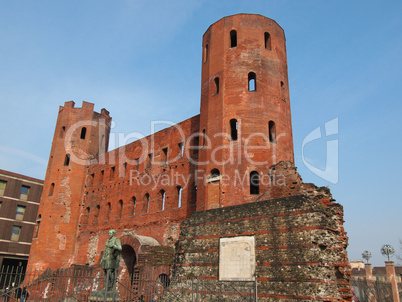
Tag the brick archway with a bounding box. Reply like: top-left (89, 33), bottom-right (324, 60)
top-left (119, 234), bottom-right (161, 280)
top-left (119, 234), bottom-right (160, 258)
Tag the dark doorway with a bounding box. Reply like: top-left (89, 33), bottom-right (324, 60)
top-left (121, 245), bottom-right (136, 284)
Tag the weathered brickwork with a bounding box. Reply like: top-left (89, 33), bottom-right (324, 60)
top-left (27, 14), bottom-right (351, 300)
top-left (28, 101), bottom-right (112, 270)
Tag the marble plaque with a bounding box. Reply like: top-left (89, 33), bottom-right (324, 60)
top-left (219, 236), bottom-right (255, 281)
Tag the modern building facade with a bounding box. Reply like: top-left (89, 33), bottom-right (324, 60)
top-left (0, 169), bottom-right (43, 272)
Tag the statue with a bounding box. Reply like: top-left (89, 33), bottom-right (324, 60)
top-left (90, 229), bottom-right (122, 300)
top-left (100, 229), bottom-right (122, 290)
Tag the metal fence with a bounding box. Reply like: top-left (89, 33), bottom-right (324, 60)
top-left (351, 278), bottom-right (397, 302)
top-left (0, 266), bottom-right (257, 302)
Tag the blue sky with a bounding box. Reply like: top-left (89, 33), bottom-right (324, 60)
top-left (1, 1), bottom-right (401, 266)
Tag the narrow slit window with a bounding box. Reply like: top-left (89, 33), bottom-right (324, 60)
top-left (143, 193), bottom-right (150, 214)
top-left (248, 72), bottom-right (256, 91)
top-left (160, 190), bottom-right (166, 211)
top-left (214, 77), bottom-right (220, 94)
top-left (64, 154), bottom-right (70, 166)
top-left (162, 148), bottom-right (168, 165)
top-left (106, 202), bottom-right (111, 221)
top-left (146, 153), bottom-right (153, 169)
top-left (100, 170), bottom-right (104, 183)
top-left (178, 142), bottom-right (184, 158)
top-left (177, 186), bottom-right (182, 208)
top-left (80, 127), bottom-right (87, 139)
top-left (281, 81), bottom-right (286, 101)
top-left (94, 205), bottom-right (100, 224)
top-left (269, 121), bottom-right (276, 143)
top-left (264, 32), bottom-right (271, 50)
top-left (202, 129), bottom-right (206, 147)
top-left (49, 183), bottom-right (55, 196)
top-left (230, 30), bottom-right (237, 48)
top-left (204, 43), bottom-right (209, 63)
top-left (250, 171), bottom-right (260, 195)
top-left (60, 126), bottom-right (66, 138)
top-left (230, 119), bottom-right (238, 141)
top-left (131, 197), bottom-right (136, 216)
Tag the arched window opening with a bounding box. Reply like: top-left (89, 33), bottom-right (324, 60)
top-left (204, 43), bottom-right (209, 63)
top-left (210, 168), bottom-right (220, 179)
top-left (34, 214), bottom-right (41, 238)
top-left (143, 193), bottom-right (150, 214)
top-left (230, 30), bottom-right (237, 48)
top-left (177, 186), bottom-right (182, 208)
top-left (118, 200), bottom-right (123, 219)
top-left (80, 127), bottom-right (87, 139)
top-left (158, 274), bottom-right (171, 288)
top-left (202, 129), bottom-right (206, 147)
top-left (49, 183), bottom-right (55, 196)
top-left (159, 190), bottom-right (166, 211)
top-left (230, 119), bottom-right (238, 141)
top-left (106, 202), bottom-right (111, 221)
top-left (214, 77), bottom-right (220, 95)
top-left (269, 121), bottom-right (276, 143)
top-left (250, 171), bottom-right (260, 195)
top-left (264, 32), bottom-right (271, 50)
top-left (64, 154), bottom-right (70, 166)
top-left (131, 197), bottom-right (136, 216)
top-left (178, 142), bottom-right (184, 158)
top-left (248, 72), bottom-right (256, 91)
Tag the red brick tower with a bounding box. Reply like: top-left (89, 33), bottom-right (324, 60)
top-left (197, 14), bottom-right (294, 211)
top-left (28, 101), bottom-right (111, 270)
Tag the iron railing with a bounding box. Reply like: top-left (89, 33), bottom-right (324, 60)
top-left (0, 266), bottom-right (257, 302)
top-left (351, 278), bottom-right (400, 302)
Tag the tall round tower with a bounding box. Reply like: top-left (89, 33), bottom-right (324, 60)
top-left (197, 14), bottom-right (294, 211)
top-left (28, 101), bottom-right (111, 270)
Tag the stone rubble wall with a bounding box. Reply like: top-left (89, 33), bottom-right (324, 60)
top-left (173, 191), bottom-right (351, 301)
